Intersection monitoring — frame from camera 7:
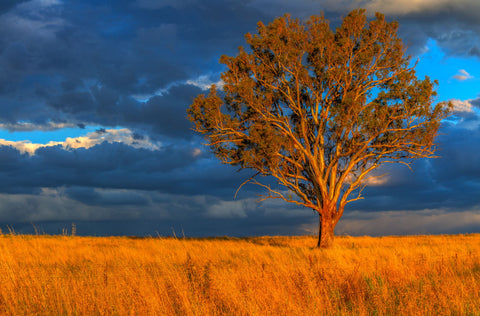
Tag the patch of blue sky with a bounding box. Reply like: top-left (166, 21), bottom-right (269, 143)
top-left (0, 125), bottom-right (102, 144)
top-left (415, 39), bottom-right (480, 102)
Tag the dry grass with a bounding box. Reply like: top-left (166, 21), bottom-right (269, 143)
top-left (0, 233), bottom-right (479, 315)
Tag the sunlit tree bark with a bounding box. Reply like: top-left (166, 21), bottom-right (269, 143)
top-left (188, 9), bottom-right (451, 248)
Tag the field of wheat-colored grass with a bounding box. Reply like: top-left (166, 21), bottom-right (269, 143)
top-left (0, 233), bottom-right (479, 315)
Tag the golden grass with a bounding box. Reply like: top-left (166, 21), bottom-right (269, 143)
top-left (0, 233), bottom-right (479, 315)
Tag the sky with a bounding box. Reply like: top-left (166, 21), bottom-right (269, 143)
top-left (0, 0), bottom-right (479, 237)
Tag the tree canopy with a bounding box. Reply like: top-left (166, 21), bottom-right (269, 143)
top-left (187, 9), bottom-right (452, 247)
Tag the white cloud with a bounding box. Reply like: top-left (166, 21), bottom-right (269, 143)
top-left (451, 99), bottom-right (475, 114)
top-left (0, 128), bottom-right (161, 155)
top-left (452, 69), bottom-right (474, 81)
top-left (186, 75), bottom-right (224, 91)
top-left (364, 174), bottom-right (390, 186)
top-left (192, 148), bottom-right (202, 157)
top-left (131, 75), bottom-right (224, 103)
top-left (345, 169), bottom-right (391, 187)
top-left (449, 98), bottom-right (480, 129)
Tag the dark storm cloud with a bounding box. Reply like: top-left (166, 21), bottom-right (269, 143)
top-left (471, 97), bottom-right (480, 109)
top-left (0, 1), bottom-right (28, 14)
top-left (347, 116), bottom-right (480, 214)
top-left (378, 2), bottom-right (480, 57)
top-left (47, 83), bottom-right (202, 139)
top-left (0, 0), bottom-right (479, 134)
top-left (0, 0), bottom-right (265, 136)
top-left (64, 187), bottom-right (151, 207)
top-left (0, 121), bottom-right (478, 236)
top-left (0, 131), bottom-right (298, 231)
top-left (0, 148), bottom-right (316, 235)
top-left (0, 141), bottom-right (253, 197)
top-left (246, 0), bottom-right (480, 56)
top-left (433, 121), bottom-right (480, 182)
top-left (0, 192), bottom-right (316, 237)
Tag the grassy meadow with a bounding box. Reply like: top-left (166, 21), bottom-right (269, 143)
top-left (0, 233), bottom-right (479, 315)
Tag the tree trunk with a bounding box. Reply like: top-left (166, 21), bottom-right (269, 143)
top-left (317, 214), bottom-right (335, 248)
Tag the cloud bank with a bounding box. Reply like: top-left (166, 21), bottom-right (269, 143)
top-left (0, 0), bottom-right (479, 236)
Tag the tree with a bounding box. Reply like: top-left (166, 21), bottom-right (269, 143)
top-left (187, 9), bottom-right (451, 248)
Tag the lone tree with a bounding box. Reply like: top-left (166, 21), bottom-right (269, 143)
top-left (187, 9), bottom-right (451, 248)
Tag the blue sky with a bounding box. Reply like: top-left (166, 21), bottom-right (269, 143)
top-left (0, 0), bottom-right (479, 237)
top-left (416, 40), bottom-right (479, 102)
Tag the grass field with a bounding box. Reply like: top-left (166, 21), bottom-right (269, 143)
top-left (0, 233), bottom-right (479, 315)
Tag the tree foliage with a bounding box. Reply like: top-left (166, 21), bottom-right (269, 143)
top-left (187, 9), bottom-right (452, 247)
